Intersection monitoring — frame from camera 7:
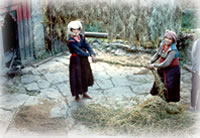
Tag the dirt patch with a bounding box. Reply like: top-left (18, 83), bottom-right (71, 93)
top-left (14, 100), bottom-right (68, 134)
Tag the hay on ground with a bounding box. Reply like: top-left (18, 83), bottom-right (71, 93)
top-left (72, 96), bottom-right (195, 135)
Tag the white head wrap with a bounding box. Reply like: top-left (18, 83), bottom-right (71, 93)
top-left (67, 20), bottom-right (82, 36)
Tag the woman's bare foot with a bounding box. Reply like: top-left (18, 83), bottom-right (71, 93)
top-left (83, 93), bottom-right (92, 99)
top-left (75, 95), bottom-right (80, 102)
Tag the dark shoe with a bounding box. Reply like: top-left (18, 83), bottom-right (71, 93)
top-left (83, 93), bottom-right (92, 99)
top-left (75, 95), bottom-right (80, 102)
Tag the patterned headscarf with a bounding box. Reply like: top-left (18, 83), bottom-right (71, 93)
top-left (164, 30), bottom-right (177, 44)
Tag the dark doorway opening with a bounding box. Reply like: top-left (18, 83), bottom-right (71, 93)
top-left (2, 11), bottom-right (21, 68)
top-left (2, 11), bottom-right (23, 77)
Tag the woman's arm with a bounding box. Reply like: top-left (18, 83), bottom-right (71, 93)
top-left (149, 41), bottom-right (165, 64)
top-left (68, 41), bottom-right (90, 57)
top-left (150, 52), bottom-right (160, 64)
top-left (82, 35), bottom-right (95, 56)
top-left (154, 51), bottom-right (176, 68)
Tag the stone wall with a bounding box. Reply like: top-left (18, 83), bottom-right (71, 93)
top-left (31, 0), bottom-right (46, 59)
top-left (17, 15), bottom-right (35, 63)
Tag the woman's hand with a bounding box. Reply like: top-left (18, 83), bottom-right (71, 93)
top-left (147, 60), bottom-right (151, 64)
top-left (91, 55), bottom-right (96, 63)
top-left (146, 64), bottom-right (154, 70)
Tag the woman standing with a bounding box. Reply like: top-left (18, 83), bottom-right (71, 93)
top-left (147, 30), bottom-right (180, 102)
top-left (67, 20), bottom-right (96, 102)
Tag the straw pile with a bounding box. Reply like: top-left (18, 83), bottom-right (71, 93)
top-left (72, 96), bottom-right (195, 135)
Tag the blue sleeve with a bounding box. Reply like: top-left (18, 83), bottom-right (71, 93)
top-left (82, 35), bottom-right (95, 56)
top-left (68, 41), bottom-right (89, 57)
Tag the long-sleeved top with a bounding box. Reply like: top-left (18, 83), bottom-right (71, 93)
top-left (191, 39), bottom-right (200, 75)
top-left (150, 41), bottom-right (179, 68)
top-left (67, 34), bottom-right (95, 57)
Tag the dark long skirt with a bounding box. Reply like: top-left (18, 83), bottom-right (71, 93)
top-left (69, 55), bottom-right (94, 97)
top-left (150, 65), bottom-right (180, 102)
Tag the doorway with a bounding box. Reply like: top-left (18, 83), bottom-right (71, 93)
top-left (2, 11), bottom-right (20, 68)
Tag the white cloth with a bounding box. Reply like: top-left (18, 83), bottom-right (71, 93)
top-left (191, 39), bottom-right (200, 75)
top-left (67, 20), bottom-right (82, 36)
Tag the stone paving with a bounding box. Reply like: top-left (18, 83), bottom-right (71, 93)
top-left (0, 53), bottom-right (192, 137)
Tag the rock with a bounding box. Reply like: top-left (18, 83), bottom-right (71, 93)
top-left (106, 47), bottom-right (111, 51)
top-left (50, 101), bottom-right (68, 118)
top-left (114, 49), bottom-right (127, 56)
top-left (86, 89), bottom-right (104, 99)
top-left (181, 72), bottom-right (192, 83)
top-left (103, 43), bottom-right (110, 48)
top-left (53, 56), bottom-right (69, 66)
top-left (88, 82), bottom-right (101, 91)
top-left (111, 49), bottom-right (115, 53)
top-left (138, 47), bottom-right (145, 51)
top-left (131, 83), bottom-right (153, 94)
top-left (93, 71), bottom-right (110, 81)
top-left (21, 75), bottom-right (41, 84)
top-left (14, 85), bottom-right (27, 94)
top-left (113, 40), bottom-right (125, 44)
top-left (127, 74), bottom-right (154, 84)
top-left (96, 79), bottom-right (114, 89)
top-left (24, 83), bottom-right (40, 92)
top-left (0, 86), bottom-right (6, 96)
top-left (36, 61), bottom-right (67, 73)
top-left (44, 72), bottom-right (68, 84)
top-left (31, 69), bottom-right (40, 75)
top-left (39, 88), bottom-right (62, 101)
top-left (21, 66), bottom-right (34, 74)
top-left (37, 80), bottom-right (50, 89)
top-left (131, 45), bottom-right (137, 51)
top-left (56, 83), bottom-right (71, 97)
top-left (104, 87), bottom-right (135, 100)
top-left (91, 42), bottom-right (101, 49)
top-left (0, 93), bottom-right (29, 110)
top-left (0, 108), bottom-right (13, 135)
top-left (112, 76), bottom-right (131, 87)
top-left (24, 96), bottom-right (42, 106)
top-left (91, 39), bottom-right (102, 44)
top-left (0, 76), bottom-right (7, 85)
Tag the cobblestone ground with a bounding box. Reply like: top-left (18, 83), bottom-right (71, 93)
top-left (0, 52), bottom-right (193, 138)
